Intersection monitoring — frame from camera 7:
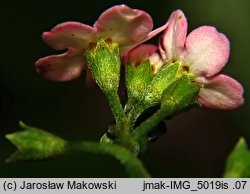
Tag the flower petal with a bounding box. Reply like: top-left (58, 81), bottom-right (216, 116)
top-left (183, 26), bottom-right (230, 77)
top-left (42, 22), bottom-right (95, 51)
top-left (159, 9), bottom-right (187, 61)
top-left (149, 52), bottom-right (164, 73)
top-left (35, 48), bottom-right (85, 81)
top-left (197, 74), bottom-right (244, 109)
top-left (94, 5), bottom-right (153, 52)
top-left (146, 22), bottom-right (168, 40)
top-left (122, 44), bottom-right (158, 65)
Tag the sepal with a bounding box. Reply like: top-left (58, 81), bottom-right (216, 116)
top-left (84, 39), bottom-right (120, 95)
top-left (144, 62), bottom-right (180, 106)
top-left (161, 74), bottom-right (201, 113)
top-left (125, 62), bottom-right (180, 126)
top-left (125, 61), bottom-right (152, 112)
top-left (100, 133), bottom-right (114, 144)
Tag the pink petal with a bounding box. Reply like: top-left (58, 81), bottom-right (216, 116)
top-left (94, 5), bottom-right (153, 53)
top-left (146, 22), bottom-right (168, 40)
top-left (42, 22), bottom-right (96, 51)
top-left (35, 48), bottom-right (85, 81)
top-left (148, 52), bottom-right (164, 73)
top-left (159, 9), bottom-right (187, 61)
top-left (122, 44), bottom-right (158, 65)
top-left (121, 23), bottom-right (168, 54)
top-left (197, 74), bottom-right (244, 110)
top-left (183, 26), bottom-right (230, 77)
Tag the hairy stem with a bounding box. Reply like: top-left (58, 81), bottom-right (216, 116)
top-left (131, 107), bottom-right (170, 141)
top-left (107, 92), bottom-right (127, 126)
top-left (69, 141), bottom-right (151, 178)
top-left (126, 104), bottom-right (146, 128)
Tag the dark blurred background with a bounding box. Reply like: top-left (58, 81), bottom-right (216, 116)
top-left (0, 0), bottom-right (249, 177)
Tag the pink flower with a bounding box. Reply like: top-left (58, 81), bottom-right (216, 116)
top-left (35, 5), bottom-right (167, 82)
top-left (125, 10), bottom-right (244, 110)
top-left (122, 44), bottom-right (164, 74)
top-left (160, 10), bottom-right (244, 109)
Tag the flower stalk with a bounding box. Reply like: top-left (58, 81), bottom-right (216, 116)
top-left (107, 92), bottom-right (127, 126)
top-left (69, 141), bottom-right (151, 178)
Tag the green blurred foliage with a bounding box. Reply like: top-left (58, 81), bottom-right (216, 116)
top-left (0, 0), bottom-right (249, 177)
top-left (224, 138), bottom-right (250, 178)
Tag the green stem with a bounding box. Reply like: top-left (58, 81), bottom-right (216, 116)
top-left (131, 107), bottom-right (171, 141)
top-left (107, 92), bottom-right (127, 125)
top-left (69, 141), bottom-right (151, 178)
top-left (127, 103), bottom-right (146, 128)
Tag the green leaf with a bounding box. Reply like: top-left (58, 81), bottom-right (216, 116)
top-left (161, 74), bottom-right (201, 113)
top-left (84, 39), bottom-right (120, 95)
top-left (5, 122), bottom-right (69, 162)
top-left (224, 138), bottom-right (250, 178)
top-left (126, 61), bottom-right (152, 111)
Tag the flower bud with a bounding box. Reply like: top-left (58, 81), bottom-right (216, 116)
top-left (5, 122), bottom-right (68, 162)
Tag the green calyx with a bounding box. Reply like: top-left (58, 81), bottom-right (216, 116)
top-left (125, 61), bottom-right (183, 126)
top-left (144, 62), bottom-right (180, 106)
top-left (126, 61), bottom-right (180, 108)
top-left (161, 74), bottom-right (201, 113)
top-left (84, 39), bottom-right (120, 95)
top-left (125, 60), bottom-right (152, 113)
top-left (131, 74), bottom-right (201, 142)
top-left (6, 121), bottom-right (69, 163)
